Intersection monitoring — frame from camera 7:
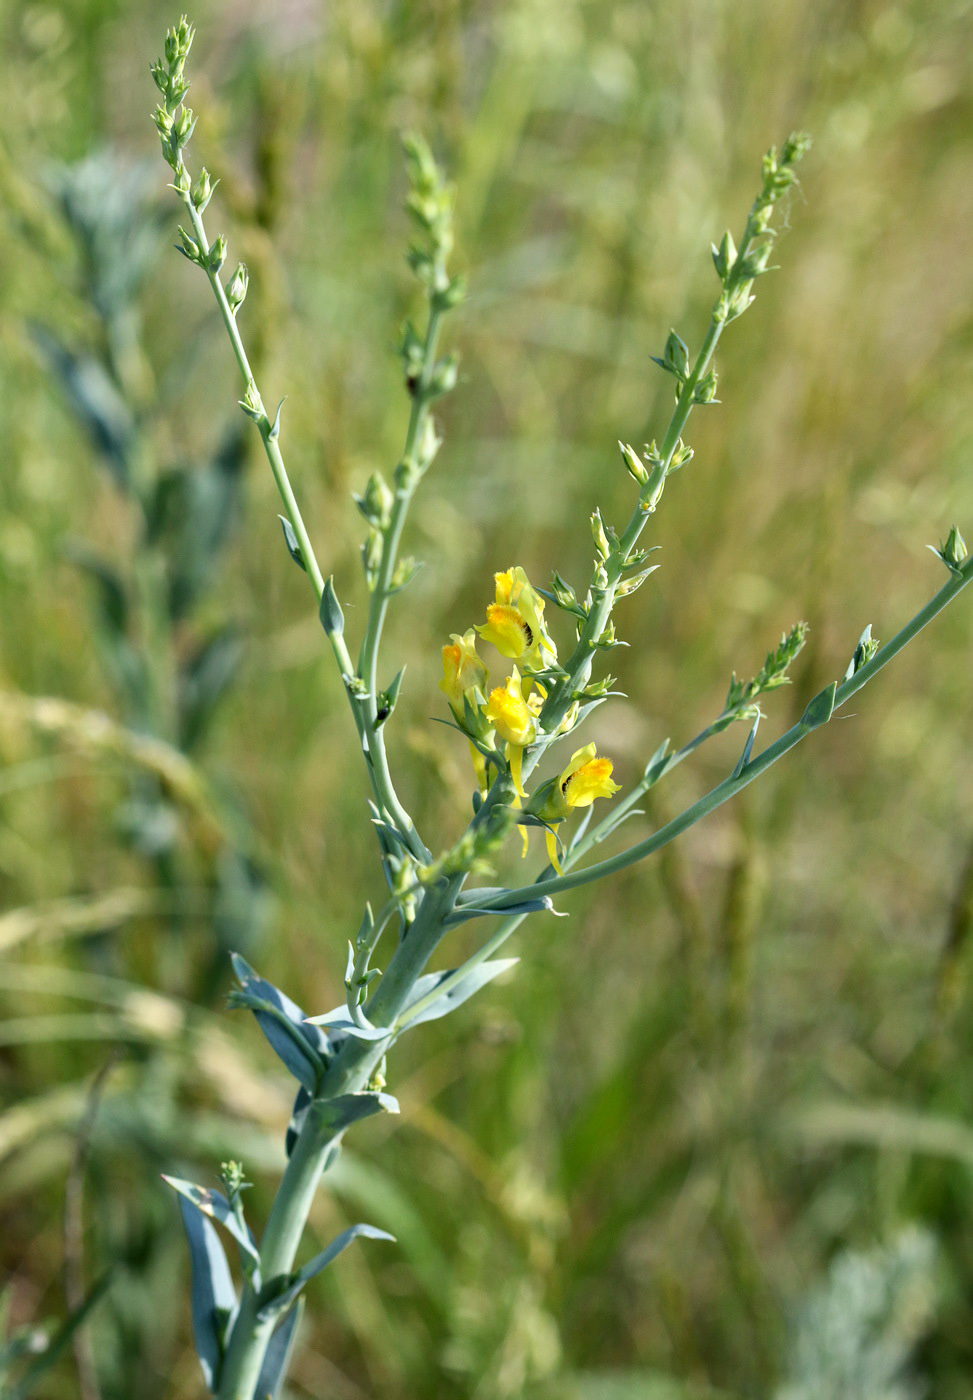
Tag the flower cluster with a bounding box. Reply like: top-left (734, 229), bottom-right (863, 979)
top-left (441, 567), bottom-right (620, 869)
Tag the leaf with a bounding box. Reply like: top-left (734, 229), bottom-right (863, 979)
top-left (179, 625), bottom-right (244, 752)
top-left (800, 681), bottom-right (837, 730)
top-left (31, 325), bottom-right (135, 488)
top-left (177, 1194), bottom-right (237, 1392)
top-left (303, 1007), bottom-right (392, 1041)
top-left (162, 1176), bottom-right (261, 1278)
top-left (446, 894), bottom-right (560, 927)
top-left (318, 1092), bottom-right (400, 1137)
top-left (396, 958), bottom-right (519, 1030)
top-left (319, 577), bottom-right (344, 637)
top-left (256, 1224), bottom-right (395, 1322)
top-left (229, 954), bottom-right (328, 1092)
top-left (285, 1086), bottom-right (312, 1160)
top-left (278, 516), bottom-right (305, 571)
top-left (282, 1088), bottom-right (401, 1156)
top-left (731, 712), bottom-right (760, 779)
top-left (64, 543), bottom-right (128, 634)
top-left (251, 1298), bottom-right (303, 1400)
top-left (64, 544), bottom-right (147, 710)
top-left (158, 428), bottom-right (248, 620)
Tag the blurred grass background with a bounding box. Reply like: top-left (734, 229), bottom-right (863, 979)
top-left (1, 0), bottom-right (973, 1395)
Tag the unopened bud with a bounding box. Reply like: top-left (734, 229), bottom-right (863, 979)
top-left (930, 525), bottom-right (969, 575)
top-left (693, 369), bottom-right (719, 404)
top-left (428, 351), bottom-right (459, 398)
top-left (619, 441), bottom-right (648, 486)
top-left (208, 234), bottom-right (227, 273)
top-left (225, 261), bottom-right (249, 313)
top-left (590, 509), bottom-right (610, 560)
top-left (172, 105), bottom-right (196, 150)
top-left (192, 167), bottom-right (217, 212)
top-left (354, 472), bottom-right (394, 527)
top-left (175, 225), bottom-right (200, 263)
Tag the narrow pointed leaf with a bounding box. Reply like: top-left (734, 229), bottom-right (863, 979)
top-left (446, 895), bottom-right (557, 927)
top-left (162, 1176), bottom-right (261, 1275)
top-left (229, 954), bottom-right (328, 1091)
top-left (801, 681), bottom-right (838, 730)
top-left (303, 1007), bottom-right (392, 1040)
top-left (256, 1224), bottom-right (395, 1322)
top-left (397, 958), bottom-right (520, 1030)
top-left (278, 516), bottom-right (306, 571)
top-left (177, 1194), bottom-right (237, 1392)
top-left (731, 712), bottom-right (761, 779)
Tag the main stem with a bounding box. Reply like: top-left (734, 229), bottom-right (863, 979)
top-left (215, 873), bottom-right (462, 1399)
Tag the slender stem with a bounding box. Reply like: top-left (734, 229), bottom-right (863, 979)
top-left (175, 161), bottom-right (325, 601)
top-left (354, 302), bottom-right (446, 862)
top-left (533, 316), bottom-right (725, 754)
top-left (358, 307), bottom-right (444, 699)
top-left (170, 159), bottom-right (436, 860)
top-left (485, 558), bottom-right (973, 912)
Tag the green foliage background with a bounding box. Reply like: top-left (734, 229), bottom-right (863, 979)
top-left (1, 0), bottom-right (972, 1396)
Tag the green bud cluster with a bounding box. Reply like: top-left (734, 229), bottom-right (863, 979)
top-left (713, 132), bottom-right (811, 326)
top-left (152, 16), bottom-right (197, 171)
top-left (402, 132), bottom-right (464, 305)
top-left (722, 621), bottom-right (809, 722)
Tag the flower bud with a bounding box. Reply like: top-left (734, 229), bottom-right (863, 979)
top-left (354, 472), bottom-right (394, 528)
top-left (225, 262), bottom-right (249, 313)
top-left (590, 509), bottom-right (610, 560)
top-left (175, 225), bottom-right (200, 263)
top-left (619, 441), bottom-right (648, 486)
top-left (208, 234), bottom-right (227, 273)
top-left (192, 166), bottom-right (217, 212)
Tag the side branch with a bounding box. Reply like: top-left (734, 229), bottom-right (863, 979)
top-left (488, 558), bottom-right (973, 911)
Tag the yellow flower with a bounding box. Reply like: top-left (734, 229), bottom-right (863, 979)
top-left (540, 743), bottom-right (621, 871)
top-left (554, 743), bottom-right (621, 814)
top-left (440, 630), bottom-right (490, 794)
top-left (477, 567), bottom-right (557, 665)
top-left (440, 629), bottom-right (488, 712)
top-left (484, 668), bottom-right (536, 797)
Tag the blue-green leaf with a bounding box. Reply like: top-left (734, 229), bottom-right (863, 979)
top-left (397, 958), bottom-right (519, 1029)
top-left (303, 1007), bottom-right (391, 1041)
top-left (256, 1224), bottom-right (395, 1322)
top-left (229, 954), bottom-right (328, 1091)
top-left (163, 1176), bottom-right (261, 1279)
top-left (318, 1092), bottom-right (400, 1136)
top-left (177, 1195), bottom-right (237, 1393)
top-left (278, 516), bottom-right (306, 571)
